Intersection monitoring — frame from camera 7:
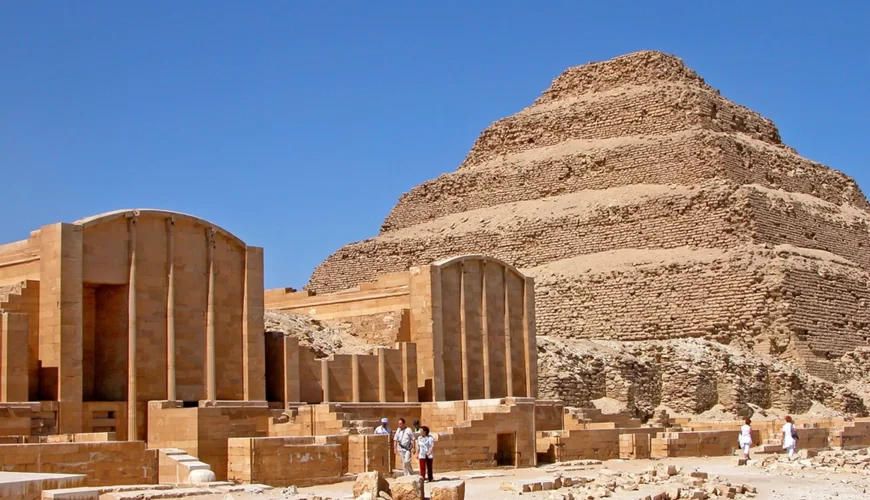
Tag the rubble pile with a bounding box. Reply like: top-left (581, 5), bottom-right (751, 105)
top-left (754, 447), bottom-right (870, 475)
top-left (265, 309), bottom-right (373, 358)
top-left (506, 463), bottom-right (758, 500)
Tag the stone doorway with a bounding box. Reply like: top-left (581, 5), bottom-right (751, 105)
top-left (496, 432), bottom-right (516, 466)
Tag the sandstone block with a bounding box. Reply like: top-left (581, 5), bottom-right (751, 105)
top-left (430, 480), bottom-right (465, 500)
top-left (499, 481), bottom-right (529, 493)
top-left (41, 488), bottom-right (100, 500)
top-left (391, 476), bottom-right (423, 500)
top-left (354, 471), bottom-right (390, 498)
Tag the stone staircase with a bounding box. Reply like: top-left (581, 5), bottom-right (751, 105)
top-left (431, 398), bottom-right (538, 470)
top-left (0, 280), bottom-right (38, 311)
top-left (270, 404), bottom-right (383, 436)
top-left (157, 448), bottom-right (215, 484)
top-left (564, 407), bottom-right (643, 430)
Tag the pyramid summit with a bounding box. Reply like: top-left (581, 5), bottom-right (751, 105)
top-left (309, 51), bottom-right (870, 390)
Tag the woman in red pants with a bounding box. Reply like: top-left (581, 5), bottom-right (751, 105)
top-left (417, 426), bottom-right (435, 482)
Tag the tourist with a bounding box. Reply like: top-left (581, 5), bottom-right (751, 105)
top-left (738, 418), bottom-right (752, 461)
top-left (782, 415), bottom-right (798, 459)
top-left (375, 418), bottom-right (391, 435)
top-left (417, 426), bottom-right (435, 482)
top-left (394, 418), bottom-right (416, 476)
top-left (412, 419), bottom-right (422, 435)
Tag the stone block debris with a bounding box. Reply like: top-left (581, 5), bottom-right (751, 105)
top-left (353, 471), bottom-right (390, 499)
top-left (390, 475), bottom-right (423, 500)
top-left (429, 480), bottom-right (465, 500)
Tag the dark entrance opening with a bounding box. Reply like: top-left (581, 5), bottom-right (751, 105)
top-left (496, 433), bottom-right (516, 466)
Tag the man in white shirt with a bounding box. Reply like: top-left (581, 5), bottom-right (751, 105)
top-left (394, 418), bottom-right (415, 476)
top-left (374, 418), bottom-right (391, 436)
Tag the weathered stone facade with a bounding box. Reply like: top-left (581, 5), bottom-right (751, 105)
top-left (307, 50), bottom-right (870, 382)
top-left (536, 336), bottom-right (866, 418)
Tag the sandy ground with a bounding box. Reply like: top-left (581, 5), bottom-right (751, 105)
top-left (185, 455), bottom-right (870, 500)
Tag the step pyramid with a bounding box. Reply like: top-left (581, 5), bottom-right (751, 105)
top-left (308, 51), bottom-right (870, 379)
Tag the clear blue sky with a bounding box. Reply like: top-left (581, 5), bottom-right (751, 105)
top-left (2, 2), bottom-right (867, 289)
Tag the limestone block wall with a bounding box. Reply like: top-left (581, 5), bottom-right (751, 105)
top-left (228, 435), bottom-right (345, 487)
top-left (650, 430), bottom-right (756, 458)
top-left (228, 433), bottom-right (389, 487)
top-left (0, 441), bottom-right (157, 486)
top-left (536, 427), bottom-right (663, 462)
top-left (0, 233), bottom-right (40, 286)
top-left (534, 400), bottom-right (564, 432)
top-left (0, 281), bottom-right (40, 400)
top-left (781, 267), bottom-right (870, 360)
top-left (0, 312), bottom-right (29, 402)
top-left (749, 188), bottom-right (870, 270)
top-left (531, 247), bottom-right (774, 343)
top-left (0, 403), bottom-right (33, 436)
top-left (348, 434), bottom-right (391, 474)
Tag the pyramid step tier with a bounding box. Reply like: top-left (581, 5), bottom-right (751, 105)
top-left (461, 83), bottom-right (781, 169)
top-left (312, 181), bottom-right (870, 294)
top-left (529, 244), bottom-right (869, 360)
top-left (383, 130), bottom-right (867, 232)
top-left (532, 50), bottom-right (713, 104)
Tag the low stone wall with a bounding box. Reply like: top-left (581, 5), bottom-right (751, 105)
top-left (535, 401), bottom-right (564, 432)
top-left (537, 427), bottom-right (663, 462)
top-left (0, 441), bottom-right (157, 486)
top-left (0, 472), bottom-right (87, 500)
top-left (651, 430), bottom-right (758, 458)
top-left (228, 435), bottom-right (345, 487)
top-left (227, 433), bottom-right (390, 487)
top-left (348, 434), bottom-right (391, 474)
top-left (146, 401), bottom-right (274, 481)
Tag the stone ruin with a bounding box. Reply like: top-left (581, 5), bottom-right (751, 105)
top-left (0, 51), bottom-right (869, 498)
top-left (0, 209), bottom-right (544, 497)
top-left (307, 50), bottom-right (870, 418)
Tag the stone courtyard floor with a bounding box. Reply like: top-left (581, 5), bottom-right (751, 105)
top-left (176, 455), bottom-right (870, 500)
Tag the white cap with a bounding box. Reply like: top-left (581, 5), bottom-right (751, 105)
top-left (381, 418), bottom-right (388, 424)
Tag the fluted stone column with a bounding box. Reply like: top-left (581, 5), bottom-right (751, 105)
top-left (351, 354), bottom-right (361, 402)
top-left (377, 347), bottom-right (387, 403)
top-left (321, 359), bottom-right (331, 403)
top-left (503, 267), bottom-right (514, 397)
top-left (523, 277), bottom-right (537, 398)
top-left (459, 263), bottom-right (469, 401)
top-left (481, 262), bottom-right (491, 399)
top-left (205, 228), bottom-right (216, 401)
top-left (165, 217), bottom-right (176, 401)
top-left (127, 214), bottom-right (138, 440)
